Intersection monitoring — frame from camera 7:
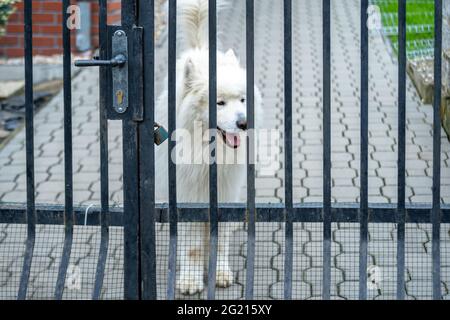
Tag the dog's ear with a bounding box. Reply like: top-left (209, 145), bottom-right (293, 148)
top-left (225, 49), bottom-right (238, 63)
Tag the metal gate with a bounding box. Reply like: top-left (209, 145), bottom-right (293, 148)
top-left (0, 0), bottom-right (448, 300)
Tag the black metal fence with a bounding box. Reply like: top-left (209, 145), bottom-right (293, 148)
top-left (0, 0), bottom-right (448, 300)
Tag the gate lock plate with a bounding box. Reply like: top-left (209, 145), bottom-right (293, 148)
top-left (74, 29), bottom-right (129, 116)
top-left (112, 30), bottom-right (128, 114)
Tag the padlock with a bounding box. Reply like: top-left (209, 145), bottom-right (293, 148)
top-left (154, 123), bottom-right (169, 145)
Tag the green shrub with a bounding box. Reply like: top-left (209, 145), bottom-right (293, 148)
top-left (372, 0), bottom-right (435, 57)
top-left (0, 0), bottom-right (20, 36)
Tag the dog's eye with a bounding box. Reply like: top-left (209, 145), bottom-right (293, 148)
top-left (217, 101), bottom-right (226, 106)
top-left (240, 98), bottom-right (246, 103)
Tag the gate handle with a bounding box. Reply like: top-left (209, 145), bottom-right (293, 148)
top-left (74, 54), bottom-right (127, 67)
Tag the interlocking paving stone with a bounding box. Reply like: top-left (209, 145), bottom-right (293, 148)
top-left (270, 281), bottom-right (311, 300)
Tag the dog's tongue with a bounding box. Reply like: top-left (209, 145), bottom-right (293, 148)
top-left (225, 132), bottom-right (241, 148)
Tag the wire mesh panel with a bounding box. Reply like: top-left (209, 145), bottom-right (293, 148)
top-left (100, 226), bottom-right (124, 300)
top-left (0, 224), bottom-right (26, 299)
top-left (25, 225), bottom-right (64, 300)
top-left (254, 222), bottom-right (284, 300)
top-left (293, 222), bottom-right (323, 300)
top-left (156, 222), bottom-right (169, 300)
top-left (368, 223), bottom-right (397, 300)
top-left (62, 226), bottom-right (101, 300)
top-left (405, 223), bottom-right (433, 300)
top-left (442, 224), bottom-right (450, 300)
top-left (156, 222), bottom-right (247, 300)
top-left (332, 223), bottom-right (360, 300)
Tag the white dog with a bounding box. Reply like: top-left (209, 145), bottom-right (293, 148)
top-left (155, 0), bottom-right (262, 295)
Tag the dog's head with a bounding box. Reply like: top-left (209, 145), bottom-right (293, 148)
top-left (180, 48), bottom-right (261, 149)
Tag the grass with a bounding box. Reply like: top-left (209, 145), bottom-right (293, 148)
top-left (373, 0), bottom-right (435, 57)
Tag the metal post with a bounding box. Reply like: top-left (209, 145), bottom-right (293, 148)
top-left (121, 0), bottom-right (141, 300)
top-left (322, 0), bottom-right (331, 301)
top-left (432, 0), bottom-right (442, 300)
top-left (397, 0), bottom-right (406, 301)
top-left (359, 0), bottom-right (369, 300)
top-left (207, 0), bottom-right (219, 300)
top-left (139, 0), bottom-right (158, 301)
top-left (17, 0), bottom-right (36, 300)
top-left (167, 0), bottom-right (178, 301)
top-left (283, 0), bottom-right (294, 300)
top-left (92, 0), bottom-right (110, 300)
top-left (245, 0), bottom-right (256, 300)
top-left (54, 0), bottom-right (75, 300)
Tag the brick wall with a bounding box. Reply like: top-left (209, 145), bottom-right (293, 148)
top-left (0, 0), bottom-right (121, 58)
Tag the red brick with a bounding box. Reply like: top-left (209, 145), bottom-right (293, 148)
top-left (37, 25), bottom-right (62, 34)
top-left (17, 1), bottom-right (60, 12)
top-left (31, 1), bottom-right (44, 11)
top-left (32, 13), bottom-right (56, 24)
top-left (1, 0), bottom-right (125, 57)
top-left (108, 2), bottom-right (122, 11)
top-left (5, 24), bottom-right (24, 33)
top-left (55, 37), bottom-right (65, 48)
top-left (108, 13), bottom-right (121, 25)
top-left (0, 36), bottom-right (19, 46)
top-left (91, 37), bottom-right (99, 48)
top-left (91, 15), bottom-right (99, 24)
top-left (5, 48), bottom-right (24, 57)
top-left (33, 36), bottom-right (56, 47)
top-left (33, 48), bottom-right (61, 56)
top-left (14, 2), bottom-right (24, 10)
top-left (55, 13), bottom-right (63, 24)
top-left (8, 12), bottom-right (23, 22)
top-left (39, 2), bottom-right (63, 12)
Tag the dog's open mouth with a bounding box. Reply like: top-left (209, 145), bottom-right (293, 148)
top-left (217, 127), bottom-right (241, 149)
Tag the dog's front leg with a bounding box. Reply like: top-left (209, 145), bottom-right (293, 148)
top-left (215, 223), bottom-right (233, 288)
top-left (177, 222), bottom-right (205, 295)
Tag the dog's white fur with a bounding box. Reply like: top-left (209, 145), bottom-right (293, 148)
top-left (155, 0), bottom-right (262, 295)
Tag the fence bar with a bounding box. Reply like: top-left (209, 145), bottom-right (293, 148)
top-left (283, 0), bottom-right (294, 300)
top-left (322, 0), bottom-right (331, 301)
top-left (167, 0), bottom-right (178, 300)
top-left (432, 0), bottom-right (442, 300)
top-left (121, 0), bottom-right (141, 300)
top-left (396, 0), bottom-right (406, 301)
top-left (17, 0), bottom-right (35, 300)
top-left (359, 0), bottom-right (369, 300)
top-left (92, 0), bottom-right (110, 300)
top-left (245, 0), bottom-right (256, 300)
top-left (139, 0), bottom-right (158, 300)
top-left (207, 0), bottom-right (219, 300)
top-left (3, 203), bottom-right (450, 225)
top-left (54, 0), bottom-right (74, 299)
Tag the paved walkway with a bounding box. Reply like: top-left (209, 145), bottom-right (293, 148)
top-left (0, 0), bottom-right (449, 299)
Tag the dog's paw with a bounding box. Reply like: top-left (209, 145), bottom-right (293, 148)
top-left (216, 269), bottom-right (234, 288)
top-left (177, 273), bottom-right (204, 295)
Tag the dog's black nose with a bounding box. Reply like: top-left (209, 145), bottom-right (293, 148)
top-left (236, 119), bottom-right (247, 131)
